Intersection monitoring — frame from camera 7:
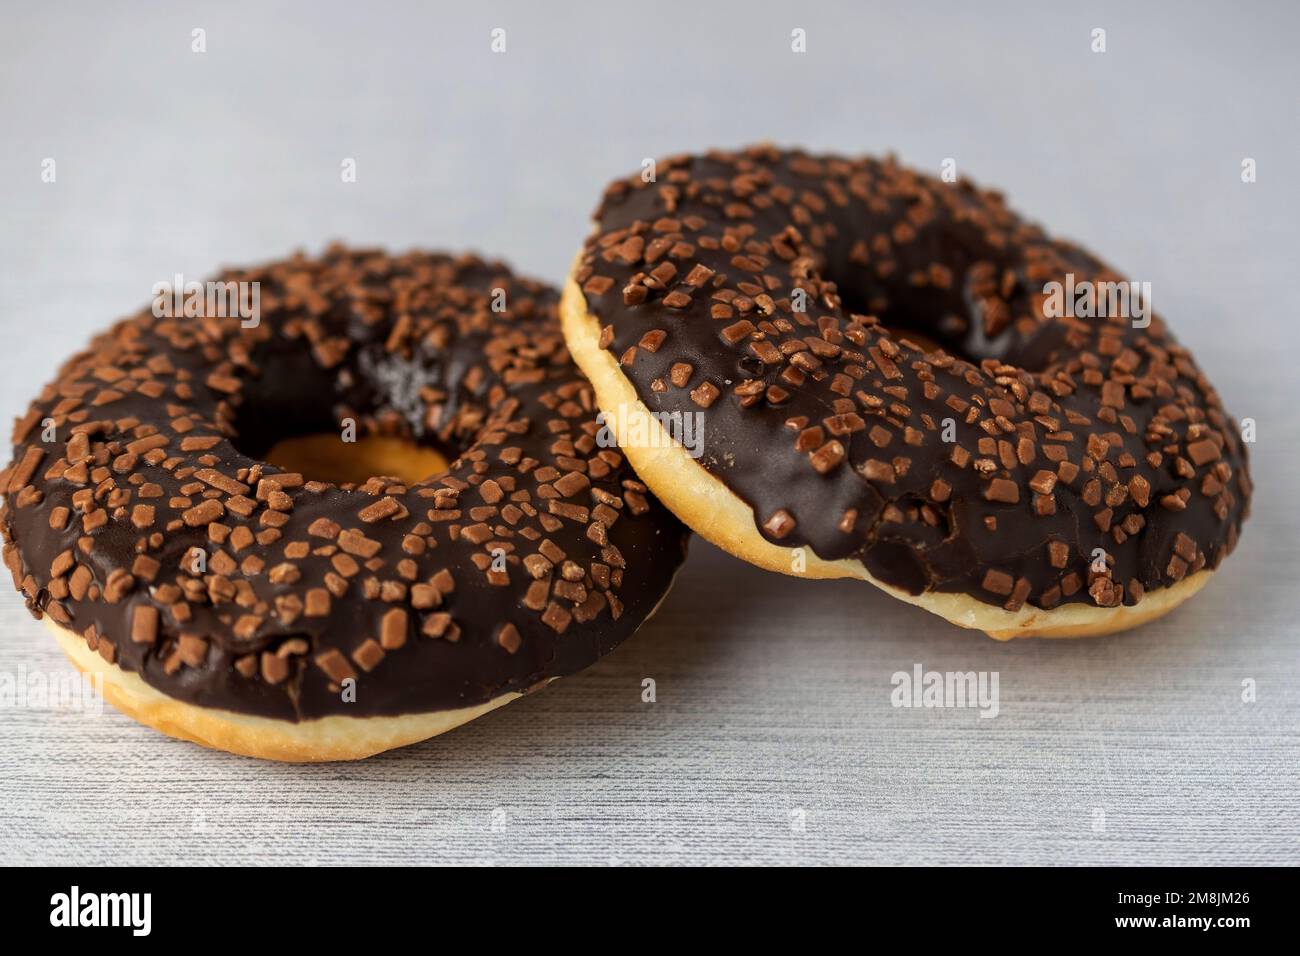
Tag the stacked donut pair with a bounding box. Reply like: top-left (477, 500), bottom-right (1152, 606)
top-left (1, 148), bottom-right (1251, 760)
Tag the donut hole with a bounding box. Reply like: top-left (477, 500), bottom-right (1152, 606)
top-left (263, 433), bottom-right (450, 486)
top-left (229, 347), bottom-right (454, 487)
top-left (831, 270), bottom-right (986, 364)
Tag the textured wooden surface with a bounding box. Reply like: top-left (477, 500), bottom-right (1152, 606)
top-left (1, 1), bottom-right (1296, 865)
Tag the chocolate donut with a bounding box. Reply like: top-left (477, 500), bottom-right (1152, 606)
top-left (1, 247), bottom-right (687, 760)
top-left (562, 147), bottom-right (1250, 638)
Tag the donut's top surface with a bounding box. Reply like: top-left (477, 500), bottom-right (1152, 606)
top-left (575, 147), bottom-right (1250, 611)
top-left (1, 247), bottom-right (687, 720)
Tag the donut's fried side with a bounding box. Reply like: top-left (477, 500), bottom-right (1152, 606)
top-left (49, 619), bottom-right (528, 761)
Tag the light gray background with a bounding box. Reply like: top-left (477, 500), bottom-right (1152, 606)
top-left (1, 0), bottom-right (1296, 865)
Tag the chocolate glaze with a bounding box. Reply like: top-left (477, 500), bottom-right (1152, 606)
top-left (574, 147), bottom-right (1250, 612)
top-left (1, 247), bottom-right (688, 720)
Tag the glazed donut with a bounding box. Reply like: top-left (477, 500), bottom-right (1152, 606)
top-left (562, 147), bottom-right (1250, 639)
top-left (0, 246), bottom-right (687, 760)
